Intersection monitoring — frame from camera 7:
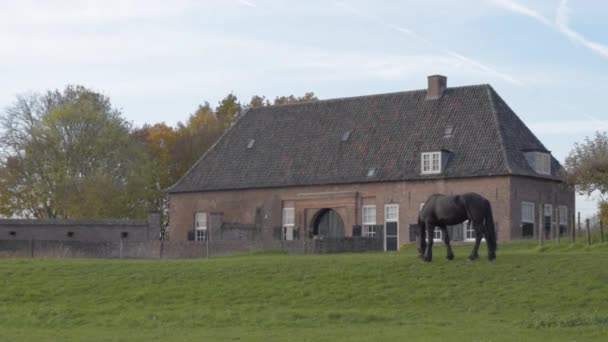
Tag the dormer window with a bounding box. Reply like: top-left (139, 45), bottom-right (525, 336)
top-left (443, 125), bottom-right (454, 138)
top-left (341, 131), bottom-right (351, 142)
top-left (421, 152), bottom-right (441, 174)
top-left (524, 151), bottom-right (551, 175)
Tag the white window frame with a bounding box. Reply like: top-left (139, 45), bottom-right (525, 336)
top-left (433, 227), bottom-right (442, 242)
top-left (194, 212), bottom-right (208, 241)
top-left (421, 152), bottom-right (441, 174)
top-left (282, 207), bottom-right (295, 240)
top-left (464, 221), bottom-right (475, 241)
top-left (544, 204), bottom-right (553, 218)
top-left (536, 153), bottom-right (551, 175)
top-left (521, 202), bottom-right (535, 224)
top-left (558, 206), bottom-right (568, 225)
top-left (362, 205), bottom-right (376, 237)
top-left (384, 204), bottom-right (399, 251)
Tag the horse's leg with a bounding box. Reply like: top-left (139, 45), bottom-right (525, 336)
top-left (417, 223), bottom-right (426, 259)
top-left (423, 223), bottom-right (434, 262)
top-left (468, 222), bottom-right (483, 261)
top-left (486, 224), bottom-right (497, 262)
top-left (441, 226), bottom-right (454, 260)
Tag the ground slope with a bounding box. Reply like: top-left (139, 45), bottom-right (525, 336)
top-left (0, 242), bottom-right (607, 341)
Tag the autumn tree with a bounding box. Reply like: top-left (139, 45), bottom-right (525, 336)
top-left (272, 92), bottom-right (318, 105)
top-left (564, 131), bottom-right (608, 196)
top-left (0, 86), bottom-right (154, 219)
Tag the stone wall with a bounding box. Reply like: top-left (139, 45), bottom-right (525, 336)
top-left (0, 213), bottom-right (161, 242)
top-left (0, 237), bottom-right (383, 259)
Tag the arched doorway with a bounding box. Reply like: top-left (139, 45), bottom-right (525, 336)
top-left (312, 208), bottom-right (345, 239)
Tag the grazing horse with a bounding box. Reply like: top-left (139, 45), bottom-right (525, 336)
top-left (417, 192), bottom-right (497, 262)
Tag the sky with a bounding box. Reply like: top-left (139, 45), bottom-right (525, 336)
top-left (1, 0), bottom-right (607, 218)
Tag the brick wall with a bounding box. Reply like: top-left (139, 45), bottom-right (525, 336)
top-left (169, 177), bottom-right (512, 244)
top-left (170, 176), bottom-right (574, 244)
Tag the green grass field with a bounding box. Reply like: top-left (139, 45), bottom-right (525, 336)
top-left (1, 241), bottom-right (607, 341)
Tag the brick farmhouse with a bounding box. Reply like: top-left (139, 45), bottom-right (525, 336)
top-left (167, 75), bottom-right (574, 250)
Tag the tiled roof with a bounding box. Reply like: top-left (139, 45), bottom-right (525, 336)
top-left (167, 84), bottom-right (562, 193)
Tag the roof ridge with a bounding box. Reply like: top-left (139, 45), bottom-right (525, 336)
top-left (250, 83), bottom-right (490, 111)
top-left (486, 85), bottom-right (513, 174)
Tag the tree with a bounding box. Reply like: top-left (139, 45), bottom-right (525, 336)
top-left (599, 201), bottom-right (608, 227)
top-left (273, 92), bottom-right (318, 105)
top-left (249, 95), bottom-right (270, 108)
top-left (0, 85), bottom-right (153, 219)
top-left (215, 94), bottom-right (241, 130)
top-left (564, 131), bottom-right (608, 195)
top-left (131, 123), bottom-right (179, 239)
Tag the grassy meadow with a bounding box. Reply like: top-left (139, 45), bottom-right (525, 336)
top-left (0, 240), bottom-right (607, 341)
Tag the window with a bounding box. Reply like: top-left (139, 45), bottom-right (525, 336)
top-left (362, 205), bottom-right (376, 237)
top-left (524, 152), bottom-right (551, 175)
top-left (543, 204), bottom-right (552, 237)
top-left (247, 139), bottom-right (255, 149)
top-left (464, 221), bottom-right (475, 240)
top-left (521, 202), bottom-right (535, 223)
top-left (521, 202), bottom-right (534, 238)
top-left (444, 125), bottom-right (454, 138)
top-left (341, 131), bottom-right (351, 142)
top-left (544, 204), bottom-right (553, 217)
top-left (282, 207), bottom-right (295, 240)
top-left (433, 227), bottom-right (442, 241)
top-left (366, 168), bottom-right (377, 177)
top-left (421, 152), bottom-right (441, 174)
top-left (559, 206), bottom-right (568, 225)
top-left (195, 212), bottom-right (208, 241)
top-left (385, 204), bottom-right (398, 221)
top-left (537, 153), bottom-right (550, 175)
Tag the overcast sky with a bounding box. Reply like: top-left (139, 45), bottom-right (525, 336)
top-left (1, 0), bottom-right (606, 217)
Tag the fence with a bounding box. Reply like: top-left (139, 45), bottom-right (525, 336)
top-left (0, 236), bottom-right (383, 259)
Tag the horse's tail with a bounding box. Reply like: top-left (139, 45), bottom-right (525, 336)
top-left (484, 199), bottom-right (497, 252)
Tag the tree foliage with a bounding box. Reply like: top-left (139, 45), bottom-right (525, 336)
top-left (0, 86), bottom-right (153, 219)
top-left (564, 131), bottom-right (608, 196)
top-left (0, 88), bottom-right (317, 224)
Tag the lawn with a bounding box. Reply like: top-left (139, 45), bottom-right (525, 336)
top-left (0, 241), bottom-right (607, 341)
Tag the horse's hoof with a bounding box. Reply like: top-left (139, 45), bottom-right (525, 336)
top-left (446, 254), bottom-right (454, 260)
top-left (488, 254), bottom-right (496, 262)
top-left (423, 256), bottom-right (432, 262)
top-left (468, 255), bottom-right (478, 261)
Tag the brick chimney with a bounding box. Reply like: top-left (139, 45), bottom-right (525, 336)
top-left (426, 75), bottom-right (447, 100)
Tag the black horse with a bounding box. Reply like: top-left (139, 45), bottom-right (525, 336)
top-left (417, 192), bottom-right (497, 262)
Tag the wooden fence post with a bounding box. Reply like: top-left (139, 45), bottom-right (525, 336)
top-left (578, 212), bottom-right (581, 237)
top-left (571, 212), bottom-right (576, 242)
top-left (600, 220), bottom-right (605, 243)
top-left (586, 219), bottom-right (591, 246)
top-left (29, 237), bottom-right (34, 258)
top-left (539, 205), bottom-right (544, 248)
